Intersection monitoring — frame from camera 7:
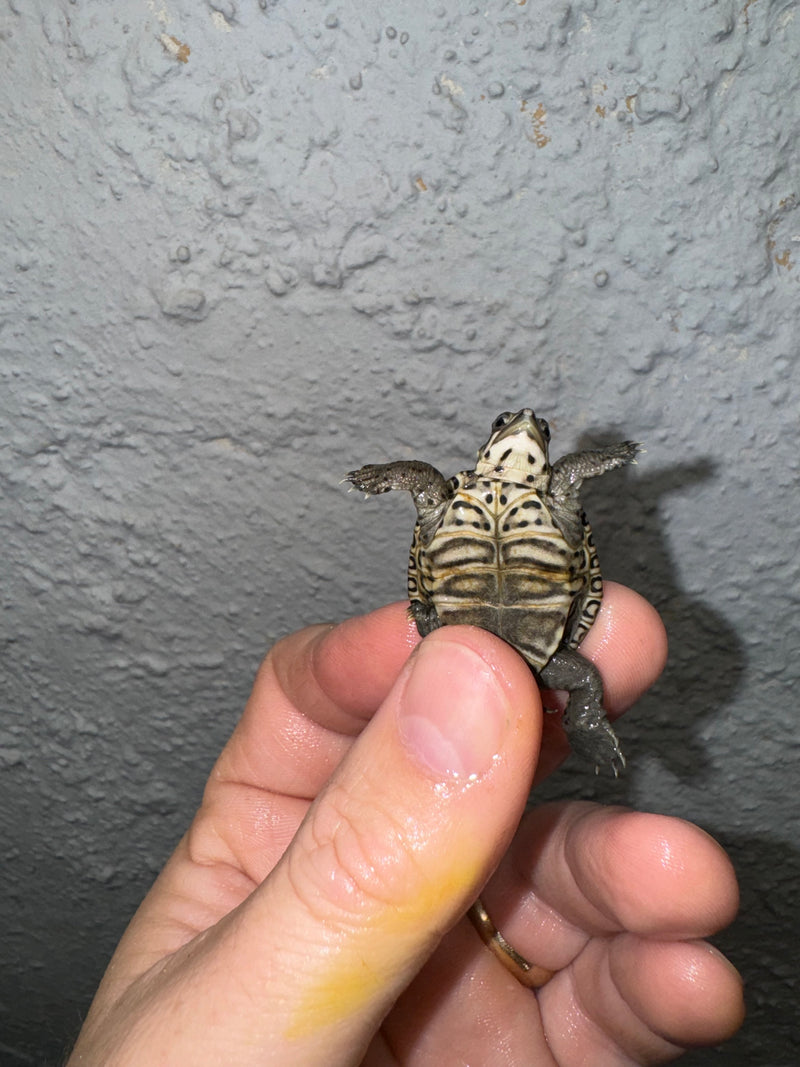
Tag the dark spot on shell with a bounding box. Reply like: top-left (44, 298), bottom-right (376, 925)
top-left (499, 494), bottom-right (507, 505)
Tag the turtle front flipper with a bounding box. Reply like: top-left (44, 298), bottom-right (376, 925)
top-left (346, 460), bottom-right (452, 537)
top-left (346, 460), bottom-right (452, 638)
top-left (346, 459), bottom-right (449, 506)
top-left (549, 441), bottom-right (642, 502)
top-left (539, 647), bottom-right (626, 776)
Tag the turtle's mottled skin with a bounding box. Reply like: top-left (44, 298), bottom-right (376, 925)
top-left (347, 409), bottom-right (642, 775)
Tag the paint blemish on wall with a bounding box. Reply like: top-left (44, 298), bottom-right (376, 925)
top-left (521, 100), bottom-right (550, 147)
top-left (160, 33), bottom-right (190, 63)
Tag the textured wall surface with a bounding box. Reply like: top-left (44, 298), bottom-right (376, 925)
top-left (1, 1), bottom-right (798, 1063)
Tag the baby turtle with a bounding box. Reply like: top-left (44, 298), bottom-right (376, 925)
top-left (347, 409), bottom-right (641, 775)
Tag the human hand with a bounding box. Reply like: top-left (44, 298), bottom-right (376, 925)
top-left (68, 585), bottom-right (743, 1065)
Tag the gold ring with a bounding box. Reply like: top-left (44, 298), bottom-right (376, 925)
top-left (468, 898), bottom-right (554, 989)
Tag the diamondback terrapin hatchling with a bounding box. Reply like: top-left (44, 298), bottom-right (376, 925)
top-left (346, 408), bottom-right (642, 775)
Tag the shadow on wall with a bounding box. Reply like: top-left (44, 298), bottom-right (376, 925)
top-left (0, 846), bottom-right (132, 1065)
top-left (553, 449), bottom-right (800, 1066)
top-left (581, 449), bottom-right (746, 778)
top-left (519, 447), bottom-right (744, 827)
top-left (710, 831), bottom-right (800, 1067)
top-left (0, 443), bottom-right (767, 1067)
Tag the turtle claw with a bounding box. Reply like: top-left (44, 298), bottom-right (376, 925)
top-left (564, 711), bottom-right (626, 777)
top-left (608, 747), bottom-right (627, 779)
top-left (345, 466), bottom-right (384, 494)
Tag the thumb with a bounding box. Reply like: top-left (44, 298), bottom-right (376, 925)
top-left (236, 626), bottom-right (541, 1063)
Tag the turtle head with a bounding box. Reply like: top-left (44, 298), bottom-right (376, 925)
top-left (475, 409), bottom-right (551, 486)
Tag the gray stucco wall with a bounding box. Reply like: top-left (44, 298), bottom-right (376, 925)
top-left (1, 1), bottom-right (798, 1063)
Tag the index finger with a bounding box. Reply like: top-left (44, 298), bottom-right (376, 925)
top-left (211, 601), bottom-right (420, 799)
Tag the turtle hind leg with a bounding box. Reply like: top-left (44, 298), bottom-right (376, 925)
top-left (409, 599), bottom-right (441, 637)
top-left (539, 648), bottom-right (625, 776)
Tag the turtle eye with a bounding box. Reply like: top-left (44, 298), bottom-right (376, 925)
top-left (492, 411), bottom-right (513, 431)
top-left (538, 418), bottom-right (551, 441)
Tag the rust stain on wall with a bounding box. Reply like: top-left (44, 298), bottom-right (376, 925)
top-left (521, 100), bottom-right (550, 147)
top-left (773, 249), bottom-right (794, 270)
top-left (160, 34), bottom-right (191, 64)
top-left (743, 0), bottom-right (760, 27)
top-left (766, 194), bottom-right (798, 274)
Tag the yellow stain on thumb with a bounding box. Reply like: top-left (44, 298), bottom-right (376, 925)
top-left (284, 852), bottom-right (482, 1040)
